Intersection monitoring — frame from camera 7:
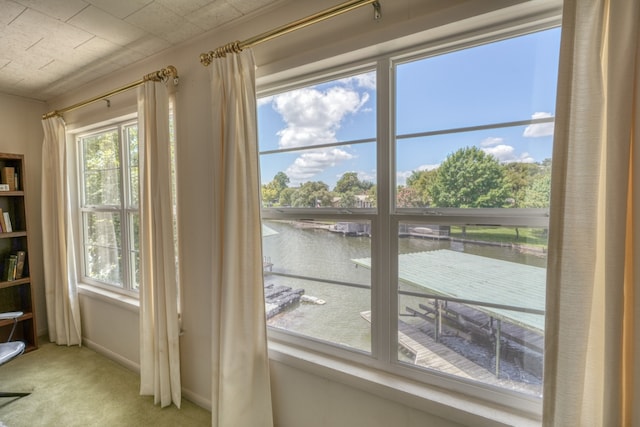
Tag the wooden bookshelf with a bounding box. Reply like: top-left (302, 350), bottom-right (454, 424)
top-left (0, 153), bottom-right (37, 352)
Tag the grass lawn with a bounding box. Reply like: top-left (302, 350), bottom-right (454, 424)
top-left (449, 226), bottom-right (548, 247)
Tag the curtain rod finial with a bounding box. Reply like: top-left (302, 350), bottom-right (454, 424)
top-left (200, 53), bottom-right (213, 66)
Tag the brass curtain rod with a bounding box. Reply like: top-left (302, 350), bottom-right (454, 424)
top-left (200, 0), bottom-right (381, 65)
top-left (42, 65), bottom-right (179, 120)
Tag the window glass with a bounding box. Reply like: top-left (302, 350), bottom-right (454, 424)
top-left (78, 122), bottom-right (139, 292)
top-left (262, 220), bottom-right (371, 352)
top-left (396, 28), bottom-right (561, 134)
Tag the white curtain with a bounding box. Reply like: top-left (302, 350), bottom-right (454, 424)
top-left (41, 115), bottom-right (82, 346)
top-left (209, 49), bottom-right (274, 427)
top-left (543, 0), bottom-right (640, 425)
top-left (138, 80), bottom-right (182, 408)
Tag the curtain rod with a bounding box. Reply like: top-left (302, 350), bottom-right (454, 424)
top-left (200, 0), bottom-right (381, 66)
top-left (42, 65), bottom-right (179, 120)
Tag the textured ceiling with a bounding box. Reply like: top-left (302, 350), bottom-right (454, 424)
top-left (0, 0), bottom-right (279, 101)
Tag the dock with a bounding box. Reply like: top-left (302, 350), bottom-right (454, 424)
top-left (359, 311), bottom-right (541, 394)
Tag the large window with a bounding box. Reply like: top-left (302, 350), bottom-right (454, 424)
top-left (259, 26), bottom-right (560, 405)
top-left (77, 120), bottom-right (140, 293)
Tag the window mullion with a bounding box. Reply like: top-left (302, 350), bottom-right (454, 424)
top-left (373, 57), bottom-right (393, 366)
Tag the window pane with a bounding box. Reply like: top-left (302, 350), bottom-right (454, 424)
top-left (263, 220), bottom-right (371, 352)
top-left (396, 127), bottom-right (552, 208)
top-left (391, 223), bottom-right (546, 396)
top-left (83, 212), bottom-right (122, 285)
top-left (396, 28), bottom-right (561, 134)
top-left (258, 72), bottom-right (377, 207)
top-left (82, 130), bottom-right (121, 206)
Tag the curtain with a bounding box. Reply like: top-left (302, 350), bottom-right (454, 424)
top-left (543, 1), bottom-right (640, 425)
top-left (41, 116), bottom-right (82, 346)
top-left (209, 49), bottom-right (274, 427)
top-left (138, 80), bottom-right (182, 408)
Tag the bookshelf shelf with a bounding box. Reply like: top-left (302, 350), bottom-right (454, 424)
top-left (0, 153), bottom-right (37, 351)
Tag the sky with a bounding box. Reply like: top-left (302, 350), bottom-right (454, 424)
top-left (257, 27), bottom-right (561, 188)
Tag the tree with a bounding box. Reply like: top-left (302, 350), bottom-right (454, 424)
top-left (261, 171), bottom-right (290, 206)
top-left (503, 162), bottom-right (542, 207)
top-left (396, 186), bottom-right (421, 208)
top-left (290, 181), bottom-right (333, 207)
top-left (278, 187), bottom-right (296, 207)
top-left (522, 173), bottom-right (551, 208)
top-left (431, 146), bottom-right (510, 208)
top-left (406, 169), bottom-right (438, 207)
top-left (334, 172), bottom-right (373, 194)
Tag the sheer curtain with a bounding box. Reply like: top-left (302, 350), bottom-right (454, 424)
top-left (209, 49), bottom-right (274, 427)
top-left (138, 80), bottom-right (182, 408)
top-left (543, 0), bottom-right (639, 425)
top-left (41, 115), bottom-right (82, 346)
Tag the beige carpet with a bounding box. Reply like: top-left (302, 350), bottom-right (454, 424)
top-left (0, 340), bottom-right (210, 426)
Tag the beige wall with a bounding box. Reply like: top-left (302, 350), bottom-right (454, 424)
top-left (18, 0), bottom-right (559, 425)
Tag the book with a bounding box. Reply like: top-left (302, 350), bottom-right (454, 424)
top-left (3, 212), bottom-right (12, 233)
top-left (15, 251), bottom-right (25, 279)
top-left (0, 208), bottom-right (6, 232)
top-left (0, 184), bottom-right (9, 191)
top-left (1, 167), bottom-right (15, 191)
top-left (5, 255), bottom-right (17, 281)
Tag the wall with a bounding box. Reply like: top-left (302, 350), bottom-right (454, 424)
top-left (0, 93), bottom-right (47, 339)
top-left (41, 0), bottom-right (560, 425)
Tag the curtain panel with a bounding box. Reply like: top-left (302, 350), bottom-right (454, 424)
top-left (138, 80), bottom-right (182, 408)
top-left (41, 116), bottom-right (82, 346)
top-left (209, 49), bottom-right (274, 427)
top-left (544, 0), bottom-right (640, 425)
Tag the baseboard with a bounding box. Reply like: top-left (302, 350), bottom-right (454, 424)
top-left (82, 336), bottom-right (212, 411)
top-left (82, 337), bottom-right (140, 373)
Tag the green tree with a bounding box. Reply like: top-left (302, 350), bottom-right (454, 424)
top-left (406, 169), bottom-right (438, 207)
top-left (503, 162), bottom-right (542, 207)
top-left (261, 171), bottom-right (290, 206)
top-left (431, 146), bottom-right (509, 208)
top-left (278, 187), bottom-right (296, 207)
top-left (291, 181), bottom-right (333, 207)
top-left (522, 173), bottom-right (551, 208)
top-left (334, 172), bottom-right (373, 194)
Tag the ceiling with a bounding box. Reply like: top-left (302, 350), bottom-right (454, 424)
top-left (0, 0), bottom-right (280, 102)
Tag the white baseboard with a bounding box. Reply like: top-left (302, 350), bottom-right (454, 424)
top-left (82, 337), bottom-right (140, 373)
top-left (82, 336), bottom-right (211, 411)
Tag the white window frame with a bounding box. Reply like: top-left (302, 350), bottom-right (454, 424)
top-left (259, 13), bottom-right (561, 420)
top-left (75, 118), bottom-right (140, 297)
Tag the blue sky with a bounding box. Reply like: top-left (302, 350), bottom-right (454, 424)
top-left (258, 27), bottom-right (561, 188)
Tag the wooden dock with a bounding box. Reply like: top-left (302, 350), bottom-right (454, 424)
top-left (360, 311), bottom-right (541, 393)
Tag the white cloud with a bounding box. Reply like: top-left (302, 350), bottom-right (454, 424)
top-left (482, 144), bottom-right (535, 163)
top-left (257, 96), bottom-right (273, 107)
top-left (271, 84), bottom-right (370, 183)
top-left (339, 72), bottom-right (376, 90)
top-left (273, 86), bottom-right (369, 149)
top-left (480, 137), bottom-right (504, 147)
top-left (286, 148), bottom-right (354, 183)
top-left (523, 112), bottom-right (555, 137)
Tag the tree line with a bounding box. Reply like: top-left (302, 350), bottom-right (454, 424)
top-left (262, 146), bottom-right (551, 209)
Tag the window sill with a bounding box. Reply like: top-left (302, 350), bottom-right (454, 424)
top-left (268, 340), bottom-right (541, 427)
top-left (78, 284), bottom-right (139, 313)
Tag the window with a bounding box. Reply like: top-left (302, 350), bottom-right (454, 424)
top-left (258, 26), bottom-right (560, 406)
top-left (77, 120), bottom-right (140, 293)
